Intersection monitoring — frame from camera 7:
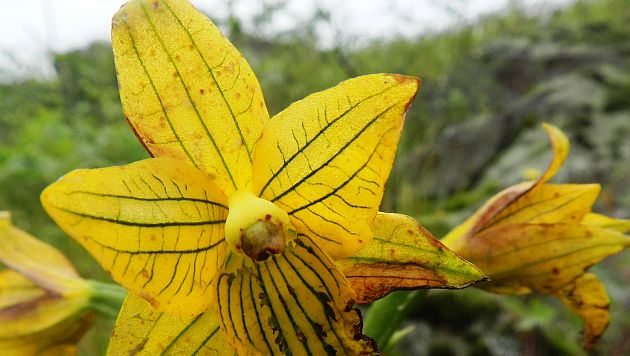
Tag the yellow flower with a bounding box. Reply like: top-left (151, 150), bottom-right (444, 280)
top-left (443, 123), bottom-right (630, 348)
top-left (41, 0), bottom-right (485, 354)
top-left (0, 211), bottom-right (93, 356)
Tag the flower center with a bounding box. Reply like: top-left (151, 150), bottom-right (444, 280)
top-left (225, 190), bottom-right (293, 261)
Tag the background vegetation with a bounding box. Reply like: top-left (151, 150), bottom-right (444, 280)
top-left (1, 0), bottom-right (629, 354)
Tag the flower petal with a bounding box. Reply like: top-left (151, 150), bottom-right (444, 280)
top-left (41, 157), bottom-right (228, 315)
top-left (108, 294), bottom-right (232, 355)
top-left (0, 270), bottom-right (91, 354)
top-left (444, 183), bottom-right (600, 250)
top-left (336, 213), bottom-right (487, 304)
top-left (538, 123), bottom-right (570, 184)
top-left (476, 183), bottom-right (600, 233)
top-left (554, 273), bottom-right (610, 349)
top-left (215, 234), bottom-right (377, 355)
top-left (582, 213), bottom-right (630, 233)
top-left (444, 123), bottom-right (571, 245)
top-left (253, 74), bottom-right (420, 258)
top-left (113, 0), bottom-right (269, 194)
top-left (460, 223), bottom-right (630, 294)
top-left (0, 212), bottom-right (81, 294)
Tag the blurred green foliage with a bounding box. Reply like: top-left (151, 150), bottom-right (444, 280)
top-left (1, 0), bottom-right (629, 354)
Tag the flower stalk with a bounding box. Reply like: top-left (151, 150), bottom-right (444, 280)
top-left (86, 280), bottom-right (127, 318)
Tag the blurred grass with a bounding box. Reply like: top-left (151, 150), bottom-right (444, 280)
top-left (1, 0), bottom-right (629, 354)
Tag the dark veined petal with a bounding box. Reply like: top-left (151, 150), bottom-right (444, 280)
top-left (216, 235), bottom-right (376, 355)
top-left (253, 74), bottom-right (420, 259)
top-left (337, 213), bottom-right (487, 304)
top-left (113, 0), bottom-right (269, 194)
top-left (41, 157), bottom-right (228, 316)
top-left (443, 123), bottom-right (586, 246)
top-left (461, 223), bottom-right (630, 295)
top-left (107, 294), bottom-right (233, 355)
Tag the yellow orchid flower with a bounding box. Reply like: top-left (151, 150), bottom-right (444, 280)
top-left (40, 0), bottom-right (485, 354)
top-left (0, 211), bottom-right (92, 355)
top-left (443, 123), bottom-right (630, 348)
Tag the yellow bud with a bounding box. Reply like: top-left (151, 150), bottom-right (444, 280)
top-left (225, 190), bottom-right (293, 261)
top-left (0, 270), bottom-right (92, 355)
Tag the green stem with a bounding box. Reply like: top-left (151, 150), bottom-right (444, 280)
top-left (363, 290), bottom-right (428, 353)
top-left (86, 280), bottom-right (127, 318)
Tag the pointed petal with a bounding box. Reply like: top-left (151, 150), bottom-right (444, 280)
top-left (442, 182), bottom-right (531, 246)
top-left (554, 273), bottom-right (610, 349)
top-left (41, 157), bottom-right (228, 315)
top-left (216, 234), bottom-right (377, 355)
top-left (337, 213), bottom-right (487, 304)
top-left (0, 212), bottom-right (81, 294)
top-left (253, 74), bottom-right (420, 258)
top-left (538, 123), bottom-right (570, 184)
top-left (107, 294), bottom-right (232, 355)
top-left (0, 270), bottom-right (91, 354)
top-left (582, 213), bottom-right (630, 233)
top-left (444, 123), bottom-right (572, 246)
top-left (113, 0), bottom-right (269, 194)
top-left (475, 183), bottom-right (600, 234)
top-left (461, 223), bottom-right (630, 294)
top-left (445, 182), bottom-right (600, 251)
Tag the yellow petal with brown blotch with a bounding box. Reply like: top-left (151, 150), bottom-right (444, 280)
top-left (107, 294), bottom-right (233, 355)
top-left (253, 74), bottom-right (420, 259)
top-left (442, 182), bottom-right (532, 246)
top-left (444, 123), bottom-right (573, 246)
top-left (554, 273), bottom-right (610, 349)
top-left (215, 234), bottom-right (377, 355)
top-left (475, 183), bottom-right (600, 234)
top-left (41, 157), bottom-right (228, 316)
top-left (113, 0), bottom-right (269, 194)
top-left (337, 213), bottom-right (487, 304)
top-left (460, 223), bottom-right (630, 295)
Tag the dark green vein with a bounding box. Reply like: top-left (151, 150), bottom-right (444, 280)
top-left (138, 1), bottom-right (237, 189)
top-left (271, 103), bottom-right (399, 203)
top-left (248, 274), bottom-right (274, 353)
top-left (67, 191), bottom-right (228, 209)
top-left (162, 0), bottom-right (255, 162)
top-left (58, 207), bottom-right (225, 227)
top-left (119, 20), bottom-right (195, 165)
top-left (258, 86), bottom-right (393, 197)
top-left (160, 313), bottom-right (204, 355)
top-left (191, 326), bottom-right (221, 355)
top-left (91, 238), bottom-right (225, 255)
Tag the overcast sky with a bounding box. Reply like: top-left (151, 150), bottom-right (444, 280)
top-left (0, 0), bottom-right (571, 80)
